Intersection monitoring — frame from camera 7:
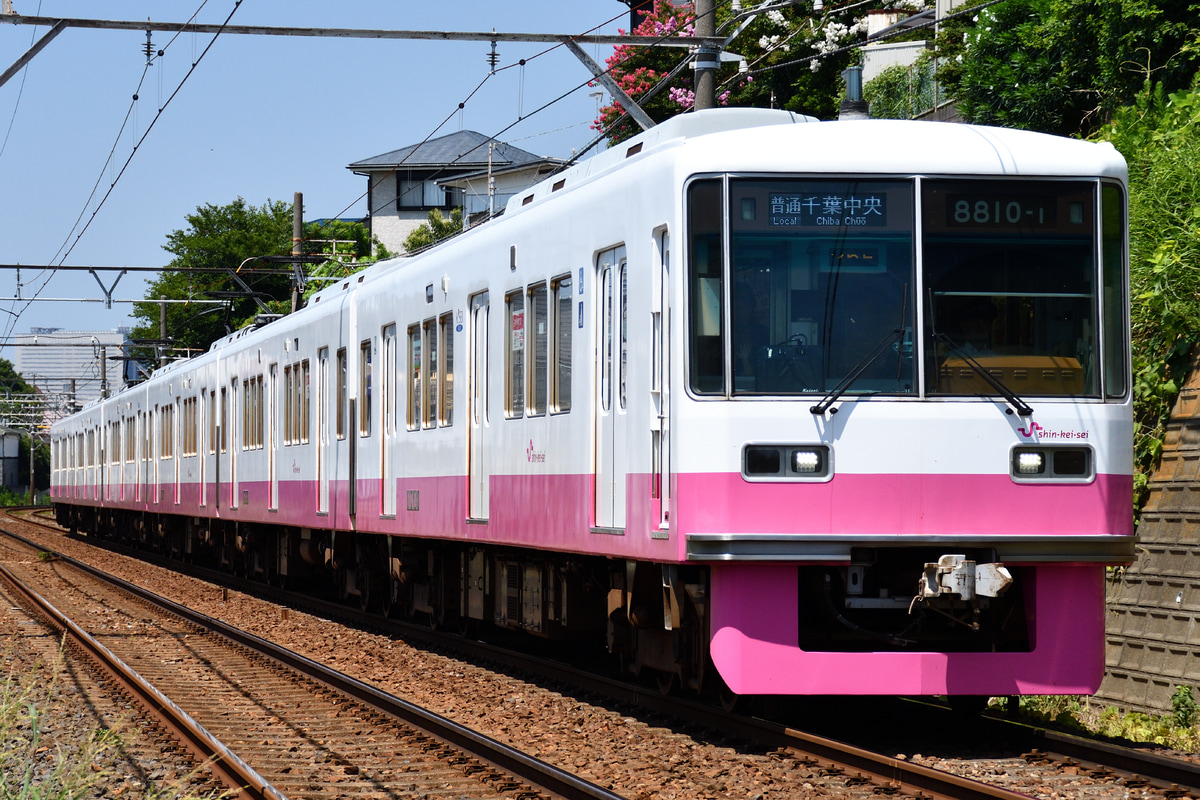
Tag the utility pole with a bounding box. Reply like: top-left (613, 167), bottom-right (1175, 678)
top-left (693, 0), bottom-right (718, 111)
top-left (159, 296), bottom-right (167, 367)
top-left (291, 192), bottom-right (303, 313)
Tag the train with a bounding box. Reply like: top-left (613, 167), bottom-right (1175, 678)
top-left (49, 107), bottom-right (1135, 700)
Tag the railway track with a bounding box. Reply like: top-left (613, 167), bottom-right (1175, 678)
top-left (0, 519), bottom-right (625, 800)
top-left (7, 507), bottom-right (1200, 800)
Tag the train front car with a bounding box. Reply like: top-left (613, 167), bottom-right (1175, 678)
top-left (677, 120), bottom-right (1134, 698)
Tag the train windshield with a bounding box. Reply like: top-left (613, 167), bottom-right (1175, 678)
top-left (687, 177), bottom-right (1108, 399)
top-left (689, 178), bottom-right (917, 396)
top-left (923, 180), bottom-right (1099, 397)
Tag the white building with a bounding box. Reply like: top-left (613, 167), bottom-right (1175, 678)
top-left (13, 327), bottom-right (131, 408)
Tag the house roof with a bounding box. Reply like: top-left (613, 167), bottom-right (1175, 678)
top-left (348, 130), bottom-right (544, 172)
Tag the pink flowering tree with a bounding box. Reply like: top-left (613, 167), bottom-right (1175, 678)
top-left (593, 1), bottom-right (930, 145)
top-left (592, 1), bottom-right (712, 145)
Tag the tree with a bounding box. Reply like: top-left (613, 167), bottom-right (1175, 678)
top-left (0, 358), bottom-right (48, 498)
top-left (129, 198), bottom-right (294, 359)
top-left (129, 200), bottom-right (382, 360)
top-left (1096, 76), bottom-right (1200, 509)
top-left (301, 222), bottom-right (393, 302)
top-left (593, 0), bottom-right (916, 145)
top-left (402, 208), bottom-right (463, 253)
top-left (948, 0), bottom-right (1200, 136)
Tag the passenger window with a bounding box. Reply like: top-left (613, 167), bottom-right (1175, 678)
top-left (529, 283), bottom-right (548, 416)
top-left (424, 318), bottom-right (438, 428)
top-left (407, 324), bottom-right (421, 430)
top-left (439, 313), bottom-right (454, 426)
top-left (359, 341), bottom-right (372, 436)
top-left (506, 290), bottom-right (525, 417)
top-left (552, 274), bottom-right (572, 413)
top-left (336, 348), bottom-right (346, 440)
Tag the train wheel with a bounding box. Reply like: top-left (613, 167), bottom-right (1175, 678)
top-left (381, 577), bottom-right (403, 618)
top-left (656, 670), bottom-right (677, 696)
top-left (947, 695), bottom-right (991, 715)
top-left (357, 568), bottom-right (373, 612)
top-left (717, 685), bottom-right (740, 713)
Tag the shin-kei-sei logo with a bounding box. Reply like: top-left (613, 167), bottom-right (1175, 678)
top-left (1017, 421), bottom-right (1090, 440)
top-left (526, 439), bottom-right (546, 463)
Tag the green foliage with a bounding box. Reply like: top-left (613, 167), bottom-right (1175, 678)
top-left (1017, 694), bottom-right (1200, 749)
top-left (863, 55), bottom-right (939, 120)
top-left (129, 198), bottom-right (294, 359)
top-left (953, 0), bottom-right (1078, 133)
top-left (594, 0), bottom-right (863, 145)
top-left (402, 208), bottom-right (463, 253)
top-left (0, 650), bottom-right (228, 799)
top-left (947, 0), bottom-right (1200, 135)
top-left (130, 201), bottom-right (383, 359)
top-left (1096, 75), bottom-right (1200, 510)
top-left (1173, 685), bottom-right (1198, 728)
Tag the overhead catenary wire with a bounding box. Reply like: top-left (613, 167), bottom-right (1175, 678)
top-left (0, 0), bottom-right (43, 162)
top-left (3, 0), bottom-right (240, 346)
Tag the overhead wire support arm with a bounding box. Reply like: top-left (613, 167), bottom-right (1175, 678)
top-left (564, 40), bottom-right (656, 132)
top-left (0, 18), bottom-right (66, 90)
top-left (0, 15), bottom-right (717, 49)
top-left (88, 268), bottom-right (126, 310)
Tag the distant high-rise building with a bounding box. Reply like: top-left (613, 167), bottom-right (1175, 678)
top-left (13, 327), bottom-right (131, 409)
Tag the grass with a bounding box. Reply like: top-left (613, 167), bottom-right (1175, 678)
top-left (1005, 690), bottom-right (1200, 751)
top-left (0, 642), bottom-right (228, 800)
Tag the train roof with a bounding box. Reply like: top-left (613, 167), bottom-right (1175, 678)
top-left (503, 109), bottom-right (1126, 218)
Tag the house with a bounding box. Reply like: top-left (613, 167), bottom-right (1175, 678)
top-left (347, 131), bottom-right (564, 254)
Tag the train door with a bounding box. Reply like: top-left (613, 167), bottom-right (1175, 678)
top-left (269, 364), bottom-right (278, 511)
top-left (653, 230), bottom-right (671, 532)
top-left (382, 324), bottom-right (397, 516)
top-left (152, 409), bottom-right (160, 505)
top-left (468, 291), bottom-right (490, 520)
top-left (217, 387), bottom-right (226, 512)
top-left (317, 347), bottom-right (329, 514)
top-left (138, 412), bottom-right (145, 504)
top-left (199, 392), bottom-right (206, 507)
top-left (172, 400), bottom-right (181, 505)
top-left (596, 246), bottom-right (628, 530)
top-left (229, 380), bottom-right (239, 510)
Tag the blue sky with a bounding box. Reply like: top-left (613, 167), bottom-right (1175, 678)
top-left (0, 2), bottom-right (630, 357)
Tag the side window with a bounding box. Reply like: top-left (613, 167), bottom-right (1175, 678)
top-left (207, 391), bottom-right (216, 455)
top-left (528, 282), bottom-right (548, 416)
top-left (359, 340), bottom-right (372, 437)
top-left (382, 325), bottom-right (396, 436)
top-left (552, 274), bottom-right (573, 413)
top-left (242, 379), bottom-right (250, 450)
top-left (1102, 182), bottom-right (1128, 399)
top-left (439, 312), bottom-right (454, 426)
top-left (619, 263), bottom-right (628, 410)
top-left (283, 365), bottom-right (293, 446)
top-left (687, 179), bottom-right (725, 394)
top-left (300, 360), bottom-right (310, 444)
top-left (424, 318), bottom-right (438, 428)
top-left (506, 290), bottom-right (525, 417)
top-left (161, 404), bottom-right (174, 459)
top-left (336, 348), bottom-right (347, 440)
top-left (407, 324), bottom-right (422, 430)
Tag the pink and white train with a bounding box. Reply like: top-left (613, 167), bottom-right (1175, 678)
top-left (51, 109), bottom-right (1135, 700)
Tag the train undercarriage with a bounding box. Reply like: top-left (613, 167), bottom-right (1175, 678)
top-left (53, 504), bottom-right (716, 694)
top-left (54, 502), bottom-right (1032, 701)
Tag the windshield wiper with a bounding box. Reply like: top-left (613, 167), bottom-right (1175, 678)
top-left (933, 332), bottom-right (1034, 417)
top-left (810, 326), bottom-right (905, 415)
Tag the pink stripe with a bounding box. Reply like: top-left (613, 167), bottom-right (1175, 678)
top-left (710, 563), bottom-right (1104, 695)
top-left (676, 472), bottom-right (1133, 537)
